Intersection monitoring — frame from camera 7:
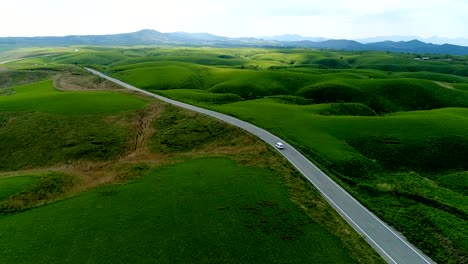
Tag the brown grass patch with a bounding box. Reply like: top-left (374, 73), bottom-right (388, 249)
top-left (53, 72), bottom-right (125, 91)
top-left (183, 128), bottom-right (268, 158)
top-left (55, 102), bottom-right (169, 192)
top-left (0, 102), bottom-right (169, 207)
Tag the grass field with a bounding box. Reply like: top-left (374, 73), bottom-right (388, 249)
top-left (0, 158), bottom-right (359, 264)
top-left (156, 92), bottom-right (468, 263)
top-left (0, 111), bottom-right (131, 170)
top-left (4, 45), bottom-right (467, 262)
top-left (0, 70), bottom-right (51, 89)
top-left (63, 46), bottom-right (468, 263)
top-left (0, 77), bottom-right (148, 170)
top-left (0, 176), bottom-right (37, 201)
top-left (209, 100), bottom-right (468, 262)
top-left (0, 61), bottom-right (382, 263)
top-left (0, 80), bottom-right (146, 115)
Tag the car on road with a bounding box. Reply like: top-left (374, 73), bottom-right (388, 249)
top-left (275, 142), bottom-right (284, 149)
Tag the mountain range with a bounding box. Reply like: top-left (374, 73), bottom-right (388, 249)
top-left (356, 36), bottom-right (468, 47)
top-left (1, 29), bottom-right (468, 55)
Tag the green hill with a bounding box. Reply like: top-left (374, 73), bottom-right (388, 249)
top-left (0, 158), bottom-right (358, 264)
top-left (97, 46), bottom-right (468, 263)
top-left (0, 64), bottom-right (381, 263)
top-left (4, 45), bottom-right (468, 263)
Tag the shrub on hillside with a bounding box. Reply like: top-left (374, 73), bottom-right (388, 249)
top-left (314, 58), bottom-right (351, 69)
top-left (347, 135), bottom-right (468, 173)
top-left (211, 81), bottom-right (264, 99)
top-left (296, 83), bottom-right (365, 103)
top-left (267, 95), bottom-right (313, 105)
top-left (319, 103), bottom-right (377, 116)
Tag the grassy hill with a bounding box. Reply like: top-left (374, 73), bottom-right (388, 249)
top-left (4, 45), bottom-right (468, 262)
top-left (0, 63), bottom-right (381, 263)
top-left (0, 158), bottom-right (358, 264)
top-left (0, 80), bottom-right (145, 114)
top-left (0, 78), bottom-right (147, 171)
top-left (54, 46), bottom-right (468, 263)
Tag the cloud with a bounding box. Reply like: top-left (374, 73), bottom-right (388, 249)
top-left (0, 0), bottom-right (466, 38)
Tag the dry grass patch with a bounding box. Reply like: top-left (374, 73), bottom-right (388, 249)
top-left (54, 71), bottom-right (125, 91)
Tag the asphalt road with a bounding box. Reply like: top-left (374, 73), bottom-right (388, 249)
top-left (86, 67), bottom-right (435, 264)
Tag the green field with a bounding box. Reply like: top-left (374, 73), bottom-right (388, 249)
top-left (0, 77), bottom-right (148, 170)
top-left (0, 158), bottom-right (358, 263)
top-left (206, 100), bottom-right (468, 262)
top-left (0, 80), bottom-right (146, 115)
top-left (3, 45), bottom-right (467, 262)
top-left (0, 59), bottom-right (381, 263)
top-left (56, 46), bottom-right (468, 263)
top-left (0, 176), bottom-right (37, 201)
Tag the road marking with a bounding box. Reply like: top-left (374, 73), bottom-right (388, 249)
top-left (286, 162), bottom-right (398, 264)
top-left (295, 155), bottom-right (432, 264)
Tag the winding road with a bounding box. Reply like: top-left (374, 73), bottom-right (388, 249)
top-left (86, 67), bottom-right (435, 264)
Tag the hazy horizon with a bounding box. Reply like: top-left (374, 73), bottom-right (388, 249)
top-left (2, 0), bottom-right (467, 42)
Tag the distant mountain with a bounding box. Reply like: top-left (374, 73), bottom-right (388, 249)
top-left (2, 29), bottom-right (468, 55)
top-left (358, 36), bottom-right (421, 43)
top-left (282, 39), bottom-right (468, 55)
top-left (358, 36), bottom-right (468, 47)
top-left (259, 34), bottom-right (327, 42)
top-left (366, 40), bottom-right (468, 55)
top-left (0, 29), bottom-right (279, 47)
top-left (286, 39), bottom-right (365, 50)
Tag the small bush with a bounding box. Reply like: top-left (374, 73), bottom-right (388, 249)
top-left (319, 103), bottom-right (377, 116)
top-left (267, 95), bottom-right (313, 105)
top-left (296, 83), bottom-right (365, 103)
top-left (211, 81), bottom-right (272, 99)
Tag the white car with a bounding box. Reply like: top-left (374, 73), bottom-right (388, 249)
top-left (275, 142), bottom-right (284, 149)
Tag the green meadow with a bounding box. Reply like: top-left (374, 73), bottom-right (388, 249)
top-left (0, 176), bottom-right (37, 201)
top-left (0, 59), bottom-right (380, 263)
top-left (0, 158), bottom-right (357, 264)
top-left (54, 46), bottom-right (468, 263)
top-left (0, 80), bottom-right (146, 115)
top-left (2, 45), bottom-right (467, 262)
top-left (0, 76), bottom-right (147, 170)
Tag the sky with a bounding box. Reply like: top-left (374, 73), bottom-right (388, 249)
top-left (1, 0), bottom-right (467, 40)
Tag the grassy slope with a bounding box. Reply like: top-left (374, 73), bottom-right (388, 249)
top-left (198, 99), bottom-right (468, 263)
top-left (0, 176), bottom-right (37, 201)
top-left (0, 112), bottom-right (129, 170)
top-left (0, 158), bottom-right (356, 264)
top-left (0, 70), bottom-right (50, 89)
top-left (102, 47), bottom-right (468, 263)
top-left (111, 57), bottom-right (468, 115)
top-left (8, 46), bottom-right (468, 262)
top-left (0, 79), bottom-right (147, 170)
top-left (0, 65), bottom-right (382, 263)
top-left (0, 80), bottom-right (146, 115)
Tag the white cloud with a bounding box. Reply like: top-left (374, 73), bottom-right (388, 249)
top-left (0, 0), bottom-right (466, 39)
